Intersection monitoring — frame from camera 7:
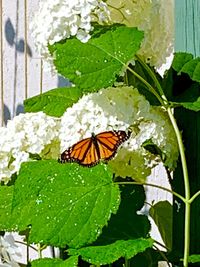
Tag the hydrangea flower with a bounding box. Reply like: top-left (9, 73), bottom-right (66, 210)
top-left (107, 0), bottom-right (174, 68)
top-left (0, 233), bottom-right (22, 267)
top-left (0, 112), bottom-right (60, 183)
top-left (59, 86), bottom-right (179, 181)
top-left (30, 0), bottom-right (110, 72)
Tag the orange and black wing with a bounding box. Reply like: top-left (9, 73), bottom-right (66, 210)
top-left (59, 137), bottom-right (95, 166)
top-left (95, 130), bottom-right (130, 162)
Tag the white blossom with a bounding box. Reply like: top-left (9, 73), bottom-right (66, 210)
top-left (0, 234), bottom-right (22, 267)
top-left (107, 0), bottom-right (174, 68)
top-left (30, 0), bottom-right (110, 73)
top-left (59, 86), bottom-right (179, 181)
top-left (0, 112), bottom-right (60, 183)
top-left (0, 88), bottom-right (178, 183)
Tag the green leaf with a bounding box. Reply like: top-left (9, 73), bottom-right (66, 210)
top-left (177, 97), bottom-right (200, 112)
top-left (49, 25), bottom-right (144, 92)
top-left (162, 53), bottom-right (200, 112)
top-left (172, 52), bottom-right (193, 73)
top-left (172, 52), bottom-right (200, 83)
top-left (94, 185), bottom-right (150, 245)
top-left (0, 185), bottom-right (13, 229)
top-left (0, 160), bottom-right (120, 248)
top-left (24, 87), bottom-right (83, 117)
top-left (31, 256), bottom-right (78, 267)
top-left (149, 201), bottom-right (172, 250)
top-left (188, 254), bottom-right (200, 263)
top-left (68, 238), bottom-right (153, 265)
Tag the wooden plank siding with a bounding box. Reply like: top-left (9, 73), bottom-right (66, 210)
top-left (0, 0), bottom-right (70, 126)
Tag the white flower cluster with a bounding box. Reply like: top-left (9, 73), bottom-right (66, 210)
top-left (0, 87), bottom-right (178, 183)
top-left (107, 0), bottom-right (174, 68)
top-left (0, 234), bottom-right (22, 267)
top-left (30, 0), bottom-right (110, 72)
top-left (60, 86), bottom-right (179, 181)
top-left (0, 112), bottom-right (60, 183)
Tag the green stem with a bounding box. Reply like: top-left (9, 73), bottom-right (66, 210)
top-left (167, 108), bottom-right (190, 267)
top-left (136, 55), bottom-right (167, 104)
top-left (116, 181), bottom-right (185, 203)
top-left (128, 57), bottom-right (191, 267)
top-left (189, 190), bottom-right (200, 204)
top-left (154, 240), bottom-right (168, 251)
top-left (153, 245), bottom-right (171, 267)
top-left (126, 65), bottom-right (164, 105)
top-left (124, 258), bottom-right (130, 267)
top-left (15, 241), bottom-right (38, 252)
top-left (37, 244), bottom-right (42, 258)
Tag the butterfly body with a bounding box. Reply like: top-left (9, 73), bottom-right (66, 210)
top-left (59, 130), bottom-right (131, 167)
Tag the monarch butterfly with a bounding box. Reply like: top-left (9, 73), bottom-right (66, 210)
top-left (59, 130), bottom-right (131, 167)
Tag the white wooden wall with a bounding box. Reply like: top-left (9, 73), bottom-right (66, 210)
top-left (0, 0), bottom-right (172, 264)
top-left (0, 0), bottom-right (70, 126)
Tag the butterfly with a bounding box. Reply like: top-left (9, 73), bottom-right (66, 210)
top-left (59, 130), bottom-right (131, 167)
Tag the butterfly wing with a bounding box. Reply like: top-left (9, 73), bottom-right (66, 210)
top-left (60, 137), bottom-right (93, 165)
top-left (96, 130), bottom-right (130, 161)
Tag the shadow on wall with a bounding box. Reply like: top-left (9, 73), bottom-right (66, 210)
top-left (5, 18), bottom-right (32, 56)
top-left (3, 17), bottom-right (70, 125)
top-left (3, 104), bottom-right (24, 125)
top-left (3, 18), bottom-right (31, 124)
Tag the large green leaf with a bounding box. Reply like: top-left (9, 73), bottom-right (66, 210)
top-left (172, 52), bottom-right (200, 83)
top-left (68, 238), bottom-right (153, 265)
top-left (149, 201), bottom-right (172, 250)
top-left (94, 184), bottom-right (150, 245)
top-left (0, 160), bottom-right (120, 248)
top-left (49, 25), bottom-right (144, 92)
top-left (31, 256), bottom-right (78, 267)
top-left (24, 87), bottom-right (83, 117)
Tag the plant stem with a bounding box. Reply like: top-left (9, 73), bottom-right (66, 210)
top-left (136, 55), bottom-right (168, 104)
top-left (167, 108), bottom-right (190, 267)
top-left (153, 244), bottom-right (171, 267)
top-left (37, 244), bottom-right (42, 258)
top-left (126, 65), bottom-right (164, 105)
top-left (124, 258), bottom-right (130, 267)
top-left (15, 240), bottom-right (38, 252)
top-left (154, 240), bottom-right (168, 251)
top-left (129, 58), bottom-right (191, 267)
top-left (189, 190), bottom-right (200, 204)
top-left (116, 181), bottom-right (185, 203)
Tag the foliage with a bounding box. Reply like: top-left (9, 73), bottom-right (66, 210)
top-left (0, 9), bottom-right (200, 267)
top-left (24, 87), bottom-right (83, 117)
top-left (0, 161), bottom-right (120, 248)
top-left (187, 254), bottom-right (200, 263)
top-left (31, 257), bottom-right (79, 267)
top-left (68, 238), bottom-right (153, 265)
top-left (149, 201), bottom-right (172, 250)
top-left (49, 25), bottom-right (143, 92)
